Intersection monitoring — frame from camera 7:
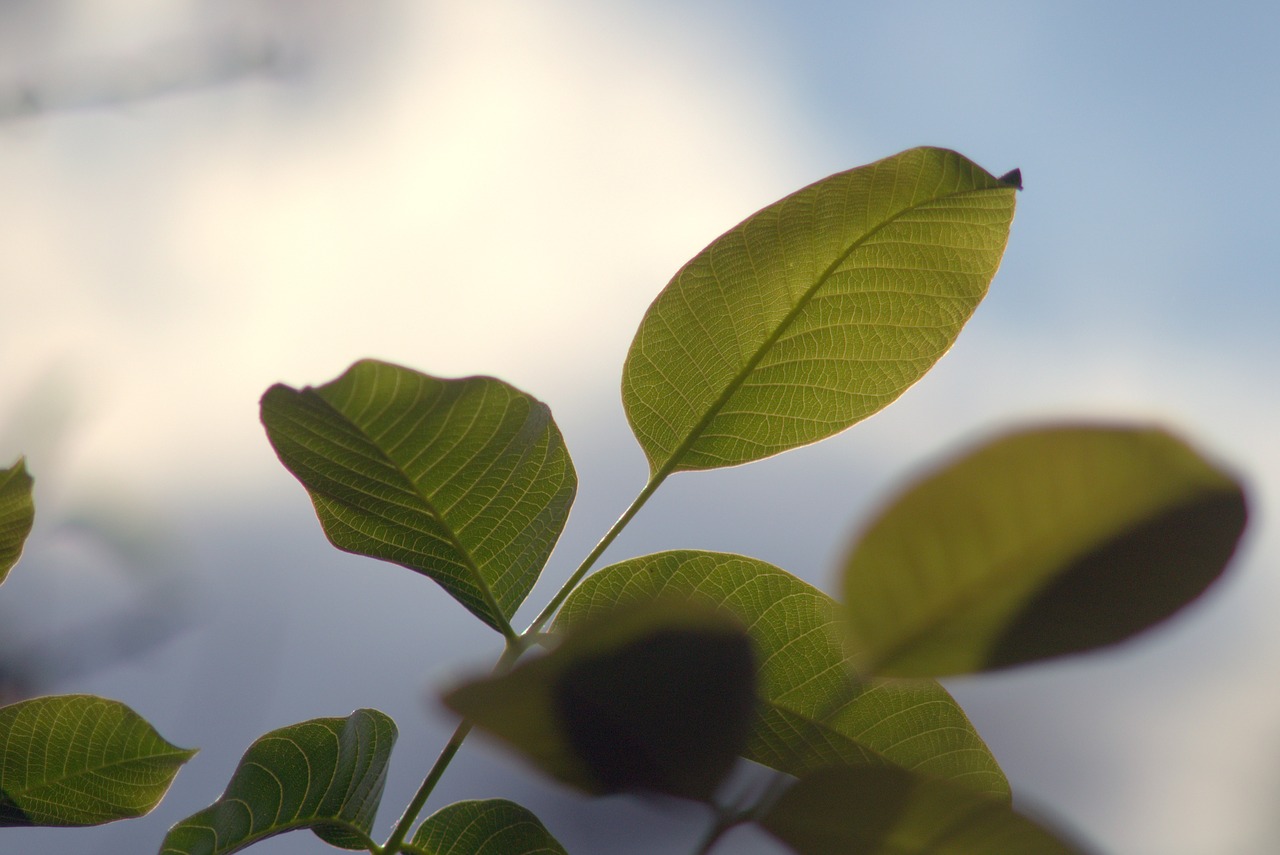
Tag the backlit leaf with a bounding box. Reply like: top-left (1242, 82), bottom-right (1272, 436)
top-left (557, 551), bottom-right (1006, 798)
top-left (0, 694), bottom-right (194, 827)
top-left (445, 599), bottom-right (756, 801)
top-left (760, 766), bottom-right (1086, 855)
top-left (0, 457), bottom-right (34, 584)
top-left (622, 147), bottom-right (1019, 475)
top-left (842, 424), bottom-right (1248, 676)
top-left (407, 799), bottom-right (566, 855)
top-left (160, 709), bottom-right (395, 854)
top-left (261, 360), bottom-right (576, 634)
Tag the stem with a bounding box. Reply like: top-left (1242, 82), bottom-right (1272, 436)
top-left (380, 719), bottom-right (472, 854)
top-left (380, 643), bottom-right (523, 853)
top-left (749, 770), bottom-right (793, 820)
top-left (383, 468), bottom-right (671, 850)
top-left (692, 821), bottom-right (729, 855)
top-left (692, 806), bottom-right (750, 855)
top-left (525, 469), bottom-right (668, 634)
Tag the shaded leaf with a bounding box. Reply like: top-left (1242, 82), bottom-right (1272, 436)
top-left (760, 766), bottom-right (1087, 855)
top-left (0, 457), bottom-right (34, 584)
top-left (0, 694), bottom-right (194, 827)
top-left (407, 799), bottom-right (566, 855)
top-left (557, 551), bottom-right (1006, 798)
top-left (445, 599), bottom-right (756, 801)
top-left (261, 360), bottom-right (576, 634)
top-left (842, 424), bottom-right (1248, 677)
top-left (160, 709), bottom-right (395, 854)
top-left (622, 147), bottom-right (1019, 475)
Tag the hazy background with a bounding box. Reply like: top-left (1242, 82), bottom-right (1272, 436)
top-left (3, 2), bottom-right (1278, 853)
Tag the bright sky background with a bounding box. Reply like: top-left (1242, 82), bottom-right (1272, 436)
top-left (4, 3), bottom-right (1279, 853)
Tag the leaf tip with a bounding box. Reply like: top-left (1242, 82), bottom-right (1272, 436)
top-left (998, 168), bottom-right (1023, 190)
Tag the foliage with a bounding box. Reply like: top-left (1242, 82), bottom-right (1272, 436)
top-left (0, 147), bottom-right (1248, 853)
top-left (0, 694), bottom-right (195, 828)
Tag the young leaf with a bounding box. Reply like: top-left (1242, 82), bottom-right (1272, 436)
top-left (445, 599), bottom-right (756, 801)
top-left (261, 360), bottom-right (577, 635)
top-left (0, 694), bottom-right (195, 827)
top-left (0, 457), bottom-right (35, 584)
top-left (160, 709), bottom-right (396, 855)
top-left (842, 424), bottom-right (1248, 677)
top-left (622, 147), bottom-right (1019, 476)
top-left (760, 766), bottom-right (1086, 855)
top-left (406, 799), bottom-right (566, 855)
top-left (556, 551), bottom-right (1007, 798)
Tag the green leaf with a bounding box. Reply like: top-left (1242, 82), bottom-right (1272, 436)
top-left (261, 359), bottom-right (577, 635)
top-left (407, 799), bottom-right (567, 855)
top-left (0, 457), bottom-right (35, 584)
top-left (0, 694), bottom-right (195, 827)
top-left (760, 766), bottom-right (1087, 855)
top-left (556, 551), bottom-right (1007, 799)
top-left (622, 147), bottom-right (1019, 476)
top-left (160, 709), bottom-right (396, 855)
top-left (842, 424), bottom-right (1248, 677)
top-left (445, 599), bottom-right (756, 801)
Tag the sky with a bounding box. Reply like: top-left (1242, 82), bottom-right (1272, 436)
top-left (3, 2), bottom-right (1279, 853)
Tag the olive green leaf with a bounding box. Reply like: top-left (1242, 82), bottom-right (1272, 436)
top-left (261, 359), bottom-right (577, 636)
top-left (405, 799), bottom-right (566, 855)
top-left (0, 694), bottom-right (195, 827)
top-left (0, 457), bottom-right (35, 584)
top-left (556, 551), bottom-right (1006, 798)
top-left (160, 709), bottom-right (395, 854)
top-left (842, 424), bottom-right (1248, 677)
top-left (445, 599), bottom-right (756, 801)
top-left (760, 766), bottom-right (1086, 855)
top-left (622, 147), bottom-right (1019, 476)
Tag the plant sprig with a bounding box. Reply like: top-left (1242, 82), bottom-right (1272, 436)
top-left (1, 148), bottom-right (1246, 855)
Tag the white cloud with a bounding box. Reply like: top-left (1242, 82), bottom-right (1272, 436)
top-left (2, 1), bottom-right (817, 504)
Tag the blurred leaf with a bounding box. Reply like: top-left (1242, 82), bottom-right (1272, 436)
top-left (0, 457), bottom-right (34, 584)
top-left (0, 694), bottom-right (194, 827)
top-left (160, 709), bottom-right (395, 854)
top-left (446, 599), bottom-right (756, 801)
top-left (760, 766), bottom-right (1086, 855)
top-left (842, 425), bottom-right (1248, 677)
top-left (622, 147), bottom-right (1019, 475)
top-left (261, 360), bottom-right (576, 634)
top-left (557, 551), bottom-right (1006, 798)
top-left (406, 799), bottom-right (566, 855)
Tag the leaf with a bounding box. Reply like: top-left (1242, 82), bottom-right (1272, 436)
top-left (445, 599), bottom-right (757, 801)
top-left (759, 766), bottom-right (1087, 855)
top-left (0, 694), bottom-right (195, 827)
top-left (842, 424), bottom-right (1249, 677)
top-left (556, 551), bottom-right (1007, 798)
top-left (407, 799), bottom-right (567, 855)
top-left (0, 457), bottom-right (35, 584)
top-left (160, 709), bottom-right (396, 854)
top-left (261, 359), bottom-right (577, 634)
top-left (622, 147), bottom-right (1019, 476)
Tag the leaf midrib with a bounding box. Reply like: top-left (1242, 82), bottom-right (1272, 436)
top-left (654, 181), bottom-right (1008, 477)
top-left (11, 743), bottom-right (191, 813)
top-left (295, 389), bottom-right (512, 635)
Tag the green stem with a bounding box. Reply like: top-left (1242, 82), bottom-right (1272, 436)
top-left (692, 806), bottom-right (750, 855)
top-left (383, 468), bottom-right (672, 851)
top-left (692, 822), bottom-right (728, 855)
top-left (526, 469), bottom-right (668, 634)
top-left (380, 644), bottom-right (523, 854)
top-left (380, 719), bottom-right (472, 854)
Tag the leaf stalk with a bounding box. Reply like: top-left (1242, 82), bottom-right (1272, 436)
top-left (526, 469), bottom-right (669, 634)
top-left (380, 642), bottom-right (525, 854)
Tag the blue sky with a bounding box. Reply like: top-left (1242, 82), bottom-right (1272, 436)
top-left (3, 3), bottom-right (1278, 853)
